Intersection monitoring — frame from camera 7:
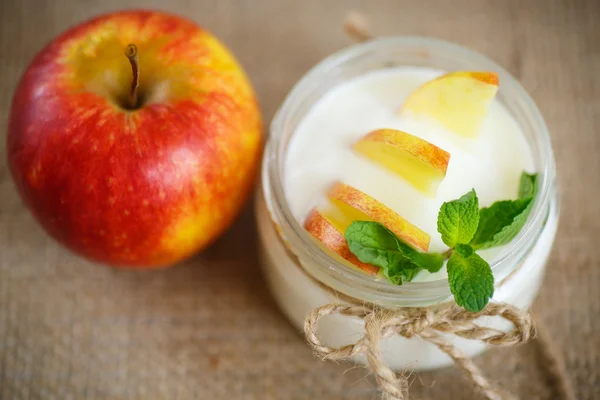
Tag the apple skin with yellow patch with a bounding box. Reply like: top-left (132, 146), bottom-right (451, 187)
top-left (7, 10), bottom-right (262, 267)
top-left (326, 182), bottom-right (430, 252)
top-left (303, 209), bottom-right (380, 276)
top-left (353, 129), bottom-right (450, 196)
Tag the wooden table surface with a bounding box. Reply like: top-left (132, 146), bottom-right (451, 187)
top-left (1, 0), bottom-right (599, 399)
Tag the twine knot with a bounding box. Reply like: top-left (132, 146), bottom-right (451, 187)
top-left (304, 302), bottom-right (536, 400)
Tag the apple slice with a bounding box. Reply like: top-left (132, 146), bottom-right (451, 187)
top-left (325, 182), bottom-right (430, 251)
top-left (304, 208), bottom-right (380, 275)
top-left (400, 71), bottom-right (499, 137)
top-left (353, 129), bottom-right (450, 195)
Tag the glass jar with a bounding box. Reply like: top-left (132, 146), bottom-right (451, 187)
top-left (256, 37), bottom-right (559, 371)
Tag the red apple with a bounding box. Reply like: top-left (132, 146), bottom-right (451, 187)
top-left (7, 10), bottom-right (263, 267)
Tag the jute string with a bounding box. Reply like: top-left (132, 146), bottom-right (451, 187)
top-left (304, 302), bottom-right (534, 400)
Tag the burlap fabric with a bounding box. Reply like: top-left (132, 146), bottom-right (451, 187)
top-left (0, 0), bottom-right (598, 399)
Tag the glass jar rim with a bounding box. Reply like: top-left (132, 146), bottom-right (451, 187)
top-left (263, 36), bottom-right (556, 302)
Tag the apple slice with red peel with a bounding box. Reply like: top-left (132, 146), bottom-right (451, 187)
top-left (304, 208), bottom-right (380, 275)
top-left (353, 129), bottom-right (450, 196)
top-left (325, 182), bottom-right (430, 252)
top-left (400, 71), bottom-right (499, 138)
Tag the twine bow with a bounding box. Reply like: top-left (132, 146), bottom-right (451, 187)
top-left (304, 302), bottom-right (536, 400)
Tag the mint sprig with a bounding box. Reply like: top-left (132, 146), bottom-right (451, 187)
top-left (343, 171), bottom-right (538, 313)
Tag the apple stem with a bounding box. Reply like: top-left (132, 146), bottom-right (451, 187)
top-left (125, 44), bottom-right (140, 109)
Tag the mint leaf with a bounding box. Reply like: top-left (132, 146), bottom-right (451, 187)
top-left (397, 265), bottom-right (421, 282)
top-left (345, 221), bottom-right (444, 282)
top-left (345, 221), bottom-right (401, 269)
top-left (437, 189), bottom-right (479, 247)
top-left (518, 172), bottom-right (538, 199)
top-left (344, 222), bottom-right (419, 284)
top-left (470, 172), bottom-right (538, 250)
top-left (409, 251), bottom-right (445, 273)
top-left (447, 251), bottom-right (494, 312)
top-left (455, 244), bottom-right (474, 258)
top-left (383, 254), bottom-right (421, 285)
top-left (469, 199), bottom-right (532, 249)
top-left (394, 238), bottom-right (445, 273)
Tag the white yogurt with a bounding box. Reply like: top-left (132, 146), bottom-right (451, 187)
top-left (257, 67), bottom-right (558, 371)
